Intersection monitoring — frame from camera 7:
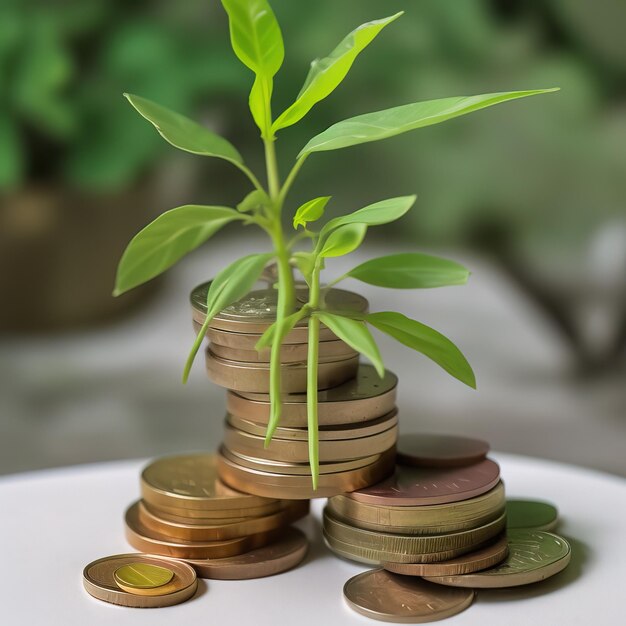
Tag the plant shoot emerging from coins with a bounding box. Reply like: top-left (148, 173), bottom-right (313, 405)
top-left (115, 0), bottom-right (558, 488)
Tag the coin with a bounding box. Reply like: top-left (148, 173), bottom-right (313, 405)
top-left (114, 562), bottom-right (173, 590)
top-left (223, 422), bottom-right (398, 463)
top-left (200, 323), bottom-right (338, 348)
top-left (209, 339), bottom-right (357, 363)
top-left (397, 433), bottom-right (490, 468)
top-left (83, 554), bottom-right (197, 608)
top-left (216, 446), bottom-right (396, 499)
top-left (205, 349), bottom-right (359, 394)
top-left (140, 454), bottom-right (280, 512)
top-left (185, 527), bottom-right (308, 580)
top-left (343, 569), bottom-right (474, 623)
top-left (506, 499), bottom-right (559, 531)
top-left (346, 458), bottom-right (501, 506)
top-left (323, 508), bottom-right (506, 557)
top-left (383, 534), bottom-right (509, 576)
top-left (125, 502), bottom-right (281, 559)
top-left (423, 530), bottom-right (571, 588)
top-left (329, 482), bottom-right (506, 535)
top-left (136, 498), bottom-right (309, 541)
top-left (228, 365), bottom-right (397, 427)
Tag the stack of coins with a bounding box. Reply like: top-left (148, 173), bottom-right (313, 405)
top-left (123, 454), bottom-right (310, 579)
top-left (190, 283), bottom-right (399, 498)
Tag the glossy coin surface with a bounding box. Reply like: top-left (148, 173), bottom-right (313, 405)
top-left (83, 554), bottom-right (197, 608)
top-left (227, 365), bottom-right (397, 427)
top-left (113, 562), bottom-right (174, 594)
top-left (141, 454), bottom-right (278, 511)
top-left (397, 433), bottom-right (490, 468)
top-left (506, 499), bottom-right (559, 531)
top-left (209, 339), bottom-right (356, 363)
top-left (347, 458), bottom-right (500, 506)
top-left (343, 569), bottom-right (474, 623)
top-left (424, 530), bottom-right (571, 588)
top-left (383, 534), bottom-right (509, 576)
top-left (186, 527), bottom-right (309, 580)
top-left (200, 322), bottom-right (338, 347)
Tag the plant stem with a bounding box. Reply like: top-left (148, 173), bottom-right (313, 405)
top-left (233, 162), bottom-right (265, 194)
top-left (264, 138), bottom-right (281, 200)
top-left (279, 155), bottom-right (308, 206)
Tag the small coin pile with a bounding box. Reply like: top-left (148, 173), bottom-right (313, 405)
top-left (191, 283), bottom-right (399, 498)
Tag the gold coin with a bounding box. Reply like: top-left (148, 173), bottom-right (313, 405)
top-left (227, 365), bottom-right (397, 427)
top-left (137, 498), bottom-right (309, 541)
top-left (323, 507), bottom-right (507, 556)
top-left (205, 349), bottom-right (359, 394)
top-left (343, 569), bottom-right (474, 623)
top-left (223, 423), bottom-right (398, 463)
top-left (424, 530), bottom-right (572, 588)
top-left (83, 554), bottom-right (197, 608)
top-left (328, 482), bottom-right (506, 535)
top-left (209, 339), bottom-right (357, 363)
top-left (142, 501), bottom-right (251, 525)
top-left (216, 447), bottom-right (396, 499)
top-left (200, 323), bottom-right (339, 348)
top-left (113, 563), bottom-right (175, 596)
top-left (140, 453), bottom-right (280, 512)
top-left (125, 502), bottom-right (281, 559)
top-left (383, 534), bottom-right (509, 576)
top-left (227, 410), bottom-right (398, 442)
top-left (185, 527), bottom-right (309, 580)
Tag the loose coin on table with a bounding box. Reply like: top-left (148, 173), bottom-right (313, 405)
top-left (506, 499), bottom-right (559, 531)
top-left (397, 433), bottom-right (490, 468)
top-left (424, 530), bottom-right (571, 588)
top-left (113, 562), bottom-right (174, 596)
top-left (383, 534), bottom-right (509, 576)
top-left (346, 458), bottom-right (501, 507)
top-left (185, 527), bottom-right (308, 580)
top-left (83, 554), bottom-right (197, 608)
top-left (343, 569), bottom-right (474, 623)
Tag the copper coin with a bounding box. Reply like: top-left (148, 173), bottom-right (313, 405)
top-left (228, 365), bottom-right (397, 427)
top-left (136, 498), bottom-right (309, 541)
top-left (209, 339), bottom-right (357, 363)
top-left (205, 349), bottom-right (359, 394)
top-left (216, 446), bottom-right (396, 499)
top-left (347, 458), bottom-right (501, 506)
top-left (343, 569), bottom-right (474, 623)
top-left (140, 454), bottom-right (280, 512)
top-left (125, 502), bottom-right (281, 559)
top-left (83, 553), bottom-right (197, 608)
top-left (383, 534), bottom-right (509, 576)
top-left (397, 433), bottom-right (490, 468)
top-left (185, 527), bottom-right (308, 580)
top-left (424, 530), bottom-right (571, 588)
top-left (506, 499), bottom-right (559, 531)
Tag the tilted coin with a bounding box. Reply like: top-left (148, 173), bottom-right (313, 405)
top-left (209, 339), bottom-right (356, 363)
top-left (397, 433), bottom-right (490, 468)
top-left (343, 569), bottom-right (474, 623)
top-left (506, 499), bottom-right (559, 531)
top-left (140, 453), bottom-right (279, 512)
top-left (83, 554), bottom-right (197, 608)
top-left (423, 530), bottom-right (571, 588)
top-left (383, 534), bottom-right (509, 577)
top-left (185, 527), bottom-right (308, 580)
top-left (328, 482), bottom-right (506, 535)
top-left (346, 458), bottom-right (501, 506)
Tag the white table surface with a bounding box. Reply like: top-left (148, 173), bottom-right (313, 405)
top-left (1, 453), bottom-right (624, 625)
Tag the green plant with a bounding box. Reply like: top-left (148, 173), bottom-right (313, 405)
top-left (114, 0), bottom-right (557, 487)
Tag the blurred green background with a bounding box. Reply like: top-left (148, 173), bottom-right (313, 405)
top-left (1, 0), bottom-right (624, 475)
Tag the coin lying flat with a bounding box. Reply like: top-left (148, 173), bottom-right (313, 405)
top-left (424, 530), bottom-right (571, 588)
top-left (210, 339), bottom-right (357, 363)
top-left (185, 527), bottom-right (308, 580)
top-left (113, 562), bottom-right (174, 596)
top-left (383, 534), bottom-right (509, 577)
top-left (346, 458), bottom-right (501, 506)
top-left (397, 433), bottom-right (490, 468)
top-left (506, 499), bottom-right (559, 531)
top-left (343, 569), bottom-right (474, 623)
top-left (83, 554), bottom-right (197, 608)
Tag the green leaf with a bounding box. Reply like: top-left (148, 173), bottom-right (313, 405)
top-left (319, 223), bottom-right (367, 258)
top-left (0, 111), bottom-right (23, 188)
top-left (114, 206), bottom-right (243, 296)
top-left (367, 311), bottom-right (476, 388)
top-left (292, 251), bottom-right (316, 284)
top-left (183, 252), bottom-right (274, 382)
top-left (347, 253), bottom-right (470, 289)
top-left (124, 94), bottom-right (243, 164)
top-left (237, 189), bottom-right (270, 213)
top-left (317, 313), bottom-right (384, 378)
top-left (293, 196), bottom-right (331, 229)
top-left (299, 89), bottom-right (560, 156)
top-left (320, 196), bottom-right (416, 240)
top-left (273, 13), bottom-right (402, 132)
